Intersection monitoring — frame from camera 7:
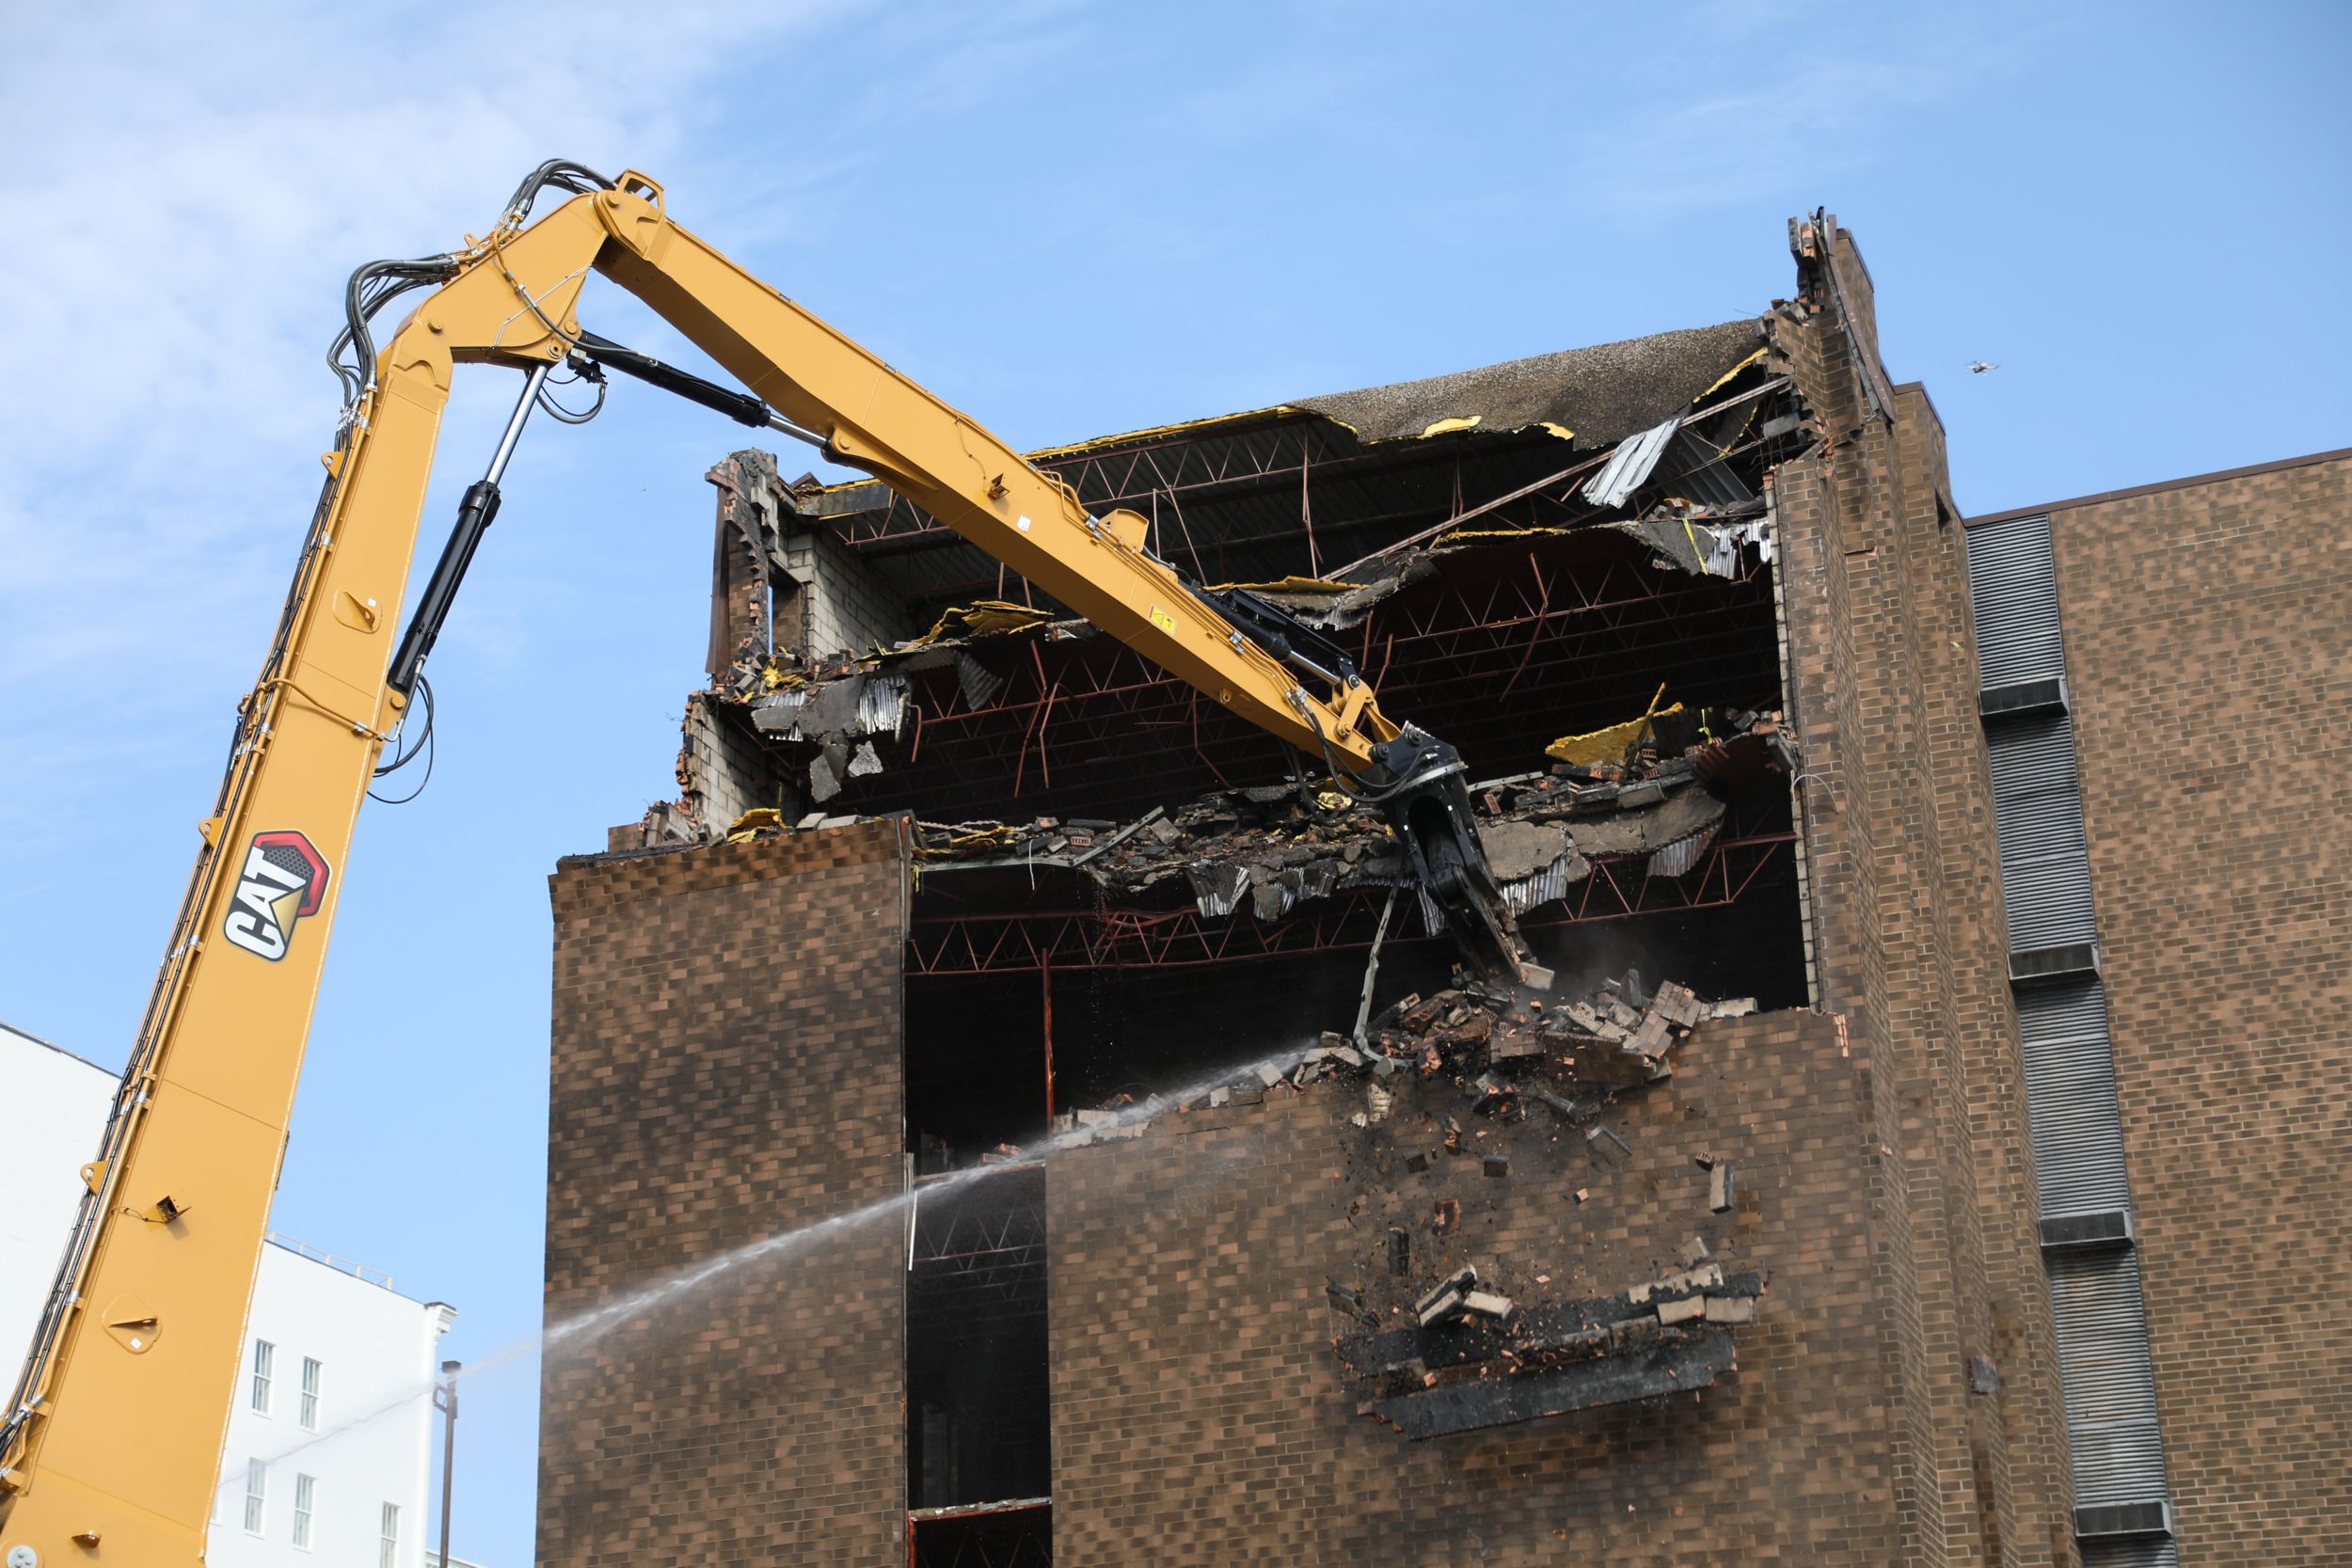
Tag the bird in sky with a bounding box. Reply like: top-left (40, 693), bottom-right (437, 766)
top-left (1964, 360), bottom-right (1999, 374)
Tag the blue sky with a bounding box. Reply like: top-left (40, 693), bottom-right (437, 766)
top-left (2, 3), bottom-right (2345, 1561)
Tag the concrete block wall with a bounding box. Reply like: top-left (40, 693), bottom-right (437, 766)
top-left (678, 692), bottom-right (788, 836)
top-left (779, 523), bottom-right (916, 661)
top-left (538, 822), bottom-right (912, 1567)
top-left (706, 447), bottom-right (917, 671)
top-left (1046, 1011), bottom-right (1919, 1565)
top-left (2033, 451), bottom-right (2352, 1564)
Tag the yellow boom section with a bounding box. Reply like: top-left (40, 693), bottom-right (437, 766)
top-left (0, 170), bottom-right (1428, 1564)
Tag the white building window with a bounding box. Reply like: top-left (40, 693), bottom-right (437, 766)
top-left (378, 1500), bottom-right (399, 1567)
top-left (250, 1338), bottom-right (275, 1414)
top-left (299, 1356), bottom-right (322, 1431)
top-left (242, 1459), bottom-right (266, 1535)
top-left (293, 1473), bottom-right (316, 1548)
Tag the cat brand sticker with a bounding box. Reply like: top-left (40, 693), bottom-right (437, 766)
top-left (222, 831), bottom-right (329, 961)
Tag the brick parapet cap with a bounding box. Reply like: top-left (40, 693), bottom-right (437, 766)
top-left (548, 816), bottom-right (909, 922)
top-left (1965, 445), bottom-right (2352, 530)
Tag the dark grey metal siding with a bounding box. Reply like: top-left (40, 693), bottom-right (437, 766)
top-left (1967, 513), bottom-right (2069, 685)
top-left (1967, 514), bottom-right (2174, 1556)
top-left (2016, 982), bottom-right (2133, 1219)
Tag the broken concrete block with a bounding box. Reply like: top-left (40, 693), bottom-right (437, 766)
top-left (847, 739), bottom-right (882, 778)
top-left (1207, 1087), bottom-right (1230, 1108)
top-left (1629, 1010), bottom-right (1675, 1060)
top-left (1349, 1111), bottom-right (1370, 1128)
top-left (1617, 779), bottom-right (1665, 808)
top-left (1585, 1124), bottom-right (1633, 1167)
top-left (1073, 1109), bottom-right (1117, 1128)
top-left (1651, 979), bottom-right (1704, 1027)
top-left (1490, 1028), bottom-right (1545, 1061)
top-left (1477, 818), bottom-right (1575, 881)
top-left (1461, 1291), bottom-right (1514, 1321)
top-left (1678, 1234), bottom-right (1712, 1268)
top-left (1406, 1149), bottom-right (1433, 1174)
top-left (1415, 1266), bottom-right (1477, 1314)
top-left (1330, 1046), bottom-right (1365, 1069)
top-left (1256, 1064), bottom-right (1285, 1088)
top-left (1387, 1227), bottom-right (1410, 1276)
top-left (1366, 1085), bottom-right (1393, 1123)
top-left (1659, 1263), bottom-right (1724, 1293)
top-left (1658, 1294), bottom-right (1707, 1326)
top-left (1709, 997), bottom-right (1758, 1021)
top-left (1431, 1198), bottom-right (1460, 1236)
top-left (1702, 1295), bottom-right (1755, 1324)
top-left (1483, 1155), bottom-right (1511, 1179)
top-left (1709, 1163), bottom-right (1737, 1213)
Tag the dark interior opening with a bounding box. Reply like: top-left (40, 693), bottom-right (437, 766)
top-left (906, 972), bottom-right (1049, 1173)
top-left (907, 1167), bottom-right (1051, 1513)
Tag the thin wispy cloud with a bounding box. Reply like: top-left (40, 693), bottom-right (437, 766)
top-left (1572, 9), bottom-right (2059, 221)
top-left (0, 1), bottom-right (857, 801)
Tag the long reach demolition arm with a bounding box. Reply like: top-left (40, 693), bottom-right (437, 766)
top-left (0, 162), bottom-right (1538, 1566)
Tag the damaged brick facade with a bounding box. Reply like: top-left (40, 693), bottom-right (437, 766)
top-left (540, 823), bottom-right (913, 1565)
top-left (1050, 1012), bottom-right (1912, 1563)
top-left (536, 210), bottom-right (2345, 1567)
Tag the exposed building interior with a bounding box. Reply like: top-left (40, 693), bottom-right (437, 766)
top-left (535, 214), bottom-right (2352, 1568)
top-left (597, 317), bottom-right (1835, 1560)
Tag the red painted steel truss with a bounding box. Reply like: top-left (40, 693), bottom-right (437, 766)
top-left (905, 828), bottom-right (1794, 975)
top-left (785, 532), bottom-right (1773, 824)
top-left (908, 1500), bottom-right (1052, 1568)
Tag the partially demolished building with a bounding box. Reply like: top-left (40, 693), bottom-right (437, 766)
top-left (534, 213), bottom-right (2352, 1568)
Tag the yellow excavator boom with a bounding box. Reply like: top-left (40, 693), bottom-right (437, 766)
top-left (0, 163), bottom-right (1529, 1565)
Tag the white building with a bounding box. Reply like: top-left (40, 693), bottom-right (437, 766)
top-left (1, 1021), bottom-right (457, 1567)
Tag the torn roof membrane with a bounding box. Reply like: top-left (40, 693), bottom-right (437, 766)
top-left (1290, 321), bottom-right (1767, 448)
top-left (807, 317), bottom-right (1772, 507)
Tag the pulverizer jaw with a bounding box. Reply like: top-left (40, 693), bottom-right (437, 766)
top-left (1372, 726), bottom-right (1552, 990)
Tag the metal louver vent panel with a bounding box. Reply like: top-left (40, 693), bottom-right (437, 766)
top-left (1968, 514), bottom-right (2174, 1551)
top-left (2000, 857), bottom-right (2099, 949)
top-left (2046, 1249), bottom-right (2168, 1505)
top-left (1967, 514), bottom-right (2067, 687)
top-left (2017, 980), bottom-right (2132, 1220)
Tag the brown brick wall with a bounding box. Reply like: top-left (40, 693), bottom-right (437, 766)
top-left (1891, 384), bottom-right (2073, 1568)
top-left (538, 821), bottom-right (912, 1568)
top-left (532, 216), bottom-right (2112, 1567)
top-left (2040, 454), bottom-right (2352, 1563)
top-left (1047, 1011), bottom-right (1915, 1565)
top-left (1765, 223), bottom-right (2072, 1566)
